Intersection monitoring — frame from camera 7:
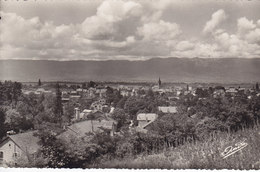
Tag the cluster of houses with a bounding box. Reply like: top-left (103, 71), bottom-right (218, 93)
top-left (212, 86), bottom-right (258, 99)
top-left (136, 106), bottom-right (178, 133)
top-left (22, 79), bottom-right (260, 102)
top-left (2, 80), bottom-right (259, 167)
top-left (117, 83), bottom-right (190, 97)
top-left (22, 88), bottom-right (53, 95)
top-left (0, 110), bottom-right (118, 166)
top-left (61, 87), bottom-right (107, 103)
top-left (0, 103), bottom-right (178, 166)
top-left (21, 79), bottom-right (196, 104)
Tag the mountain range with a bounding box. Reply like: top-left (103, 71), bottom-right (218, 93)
top-left (1, 58), bottom-right (260, 83)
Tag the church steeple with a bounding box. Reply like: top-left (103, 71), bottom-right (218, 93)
top-left (158, 77), bottom-right (161, 88)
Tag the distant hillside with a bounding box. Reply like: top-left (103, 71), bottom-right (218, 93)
top-left (0, 58), bottom-right (260, 83)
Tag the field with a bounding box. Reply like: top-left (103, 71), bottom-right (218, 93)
top-left (96, 125), bottom-right (260, 169)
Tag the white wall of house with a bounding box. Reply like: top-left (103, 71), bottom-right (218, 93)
top-left (138, 120), bottom-right (150, 128)
top-left (0, 139), bottom-right (23, 166)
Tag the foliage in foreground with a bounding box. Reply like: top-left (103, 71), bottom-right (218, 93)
top-left (95, 125), bottom-right (260, 169)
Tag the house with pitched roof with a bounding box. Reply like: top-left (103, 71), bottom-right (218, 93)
top-left (158, 106), bottom-right (177, 114)
top-left (90, 98), bottom-right (108, 112)
top-left (58, 117), bottom-right (118, 141)
top-left (74, 108), bottom-right (94, 120)
top-left (136, 113), bottom-right (158, 133)
top-left (0, 131), bottom-right (40, 167)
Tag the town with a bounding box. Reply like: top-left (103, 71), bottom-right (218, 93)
top-left (1, 0), bottom-right (260, 169)
top-left (0, 79), bottom-right (259, 168)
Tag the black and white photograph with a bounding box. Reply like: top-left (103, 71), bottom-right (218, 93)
top-left (0, 0), bottom-right (260, 170)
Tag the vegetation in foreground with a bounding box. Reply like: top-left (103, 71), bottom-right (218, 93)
top-left (97, 125), bottom-right (260, 169)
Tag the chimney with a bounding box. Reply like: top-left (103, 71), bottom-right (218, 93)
top-left (75, 108), bottom-right (80, 120)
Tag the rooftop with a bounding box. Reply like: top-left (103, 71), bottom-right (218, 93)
top-left (59, 118), bottom-right (117, 139)
top-left (137, 113), bottom-right (158, 121)
top-left (5, 131), bottom-right (40, 154)
top-left (158, 106), bottom-right (177, 113)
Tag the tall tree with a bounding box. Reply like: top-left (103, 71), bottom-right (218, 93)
top-left (12, 82), bottom-right (22, 106)
top-left (82, 82), bottom-right (87, 89)
top-left (111, 108), bottom-right (128, 131)
top-left (256, 82), bottom-right (259, 92)
top-left (158, 77), bottom-right (161, 88)
top-left (0, 109), bottom-right (6, 140)
top-left (147, 88), bottom-right (154, 98)
top-left (88, 81), bottom-right (96, 88)
top-left (54, 83), bottom-right (63, 126)
top-left (38, 79), bottom-right (42, 86)
top-left (0, 81), bottom-right (22, 106)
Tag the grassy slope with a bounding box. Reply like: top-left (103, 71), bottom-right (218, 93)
top-left (97, 126), bottom-right (260, 169)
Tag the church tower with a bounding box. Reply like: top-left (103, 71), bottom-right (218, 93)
top-left (158, 77), bottom-right (162, 88)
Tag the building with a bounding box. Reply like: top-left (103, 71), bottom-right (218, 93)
top-left (35, 88), bottom-right (52, 95)
top-left (74, 108), bottom-right (80, 120)
top-left (213, 88), bottom-right (226, 98)
top-left (95, 88), bottom-right (107, 98)
top-left (158, 106), bottom-right (177, 114)
top-left (61, 92), bottom-right (70, 103)
top-left (136, 113), bottom-right (158, 132)
top-left (76, 88), bottom-right (83, 93)
top-left (74, 108), bottom-right (94, 120)
top-left (0, 131), bottom-right (40, 167)
top-left (59, 118), bottom-right (117, 139)
top-left (120, 90), bottom-right (130, 97)
top-left (86, 88), bottom-right (97, 98)
top-left (80, 109), bottom-right (93, 119)
top-left (151, 78), bottom-right (164, 93)
top-left (226, 87), bottom-right (238, 96)
top-left (22, 88), bottom-right (52, 95)
top-left (90, 99), bottom-right (107, 112)
top-left (168, 96), bottom-right (179, 101)
top-left (109, 107), bottom-right (115, 114)
top-left (61, 97), bottom-right (70, 103)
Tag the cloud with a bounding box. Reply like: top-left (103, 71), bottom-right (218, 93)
top-left (171, 16), bottom-right (260, 59)
top-left (203, 9), bottom-right (227, 34)
top-left (0, 1), bottom-right (145, 60)
top-left (205, 23), bottom-right (260, 58)
top-left (257, 20), bottom-right (260, 27)
top-left (211, 17), bottom-right (260, 57)
top-left (245, 28), bottom-right (260, 45)
top-left (1, 3), bottom-right (260, 60)
top-left (175, 41), bottom-right (195, 51)
top-left (137, 20), bottom-right (181, 41)
top-left (81, 0), bottom-right (143, 41)
top-left (0, 0), bottom-right (184, 60)
top-left (0, 11), bottom-right (77, 51)
top-left (236, 17), bottom-right (260, 45)
top-left (237, 17), bottom-right (256, 36)
top-left (97, 0), bottom-right (143, 21)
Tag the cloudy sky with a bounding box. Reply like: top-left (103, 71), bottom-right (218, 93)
top-left (1, 0), bottom-right (260, 61)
